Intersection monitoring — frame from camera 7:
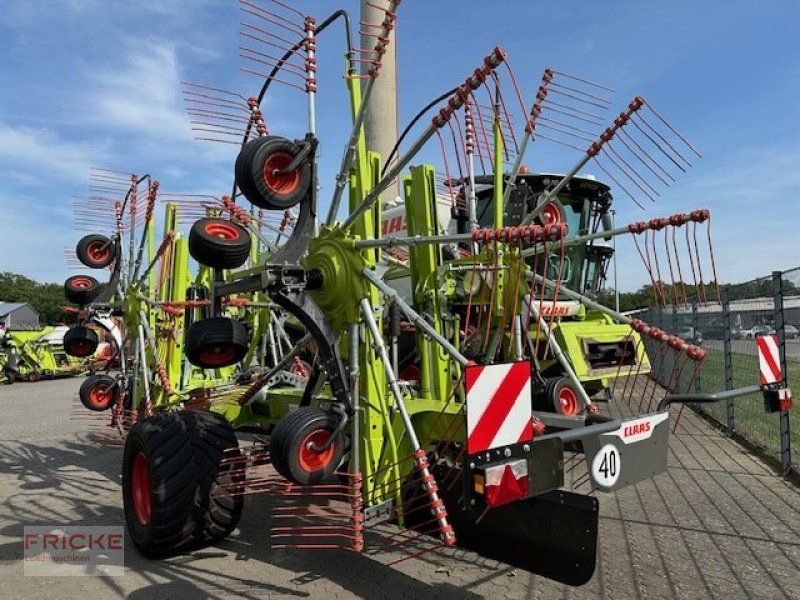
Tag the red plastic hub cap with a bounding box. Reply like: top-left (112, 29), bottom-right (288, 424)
top-left (89, 384), bottom-right (111, 408)
top-left (199, 346), bottom-right (237, 366)
top-left (70, 277), bottom-right (93, 289)
top-left (86, 241), bottom-right (110, 264)
top-left (290, 359), bottom-right (311, 379)
top-left (558, 386), bottom-right (579, 416)
top-left (298, 429), bottom-right (335, 473)
top-left (131, 452), bottom-right (152, 526)
top-left (204, 221), bottom-right (241, 241)
top-left (263, 152), bottom-right (300, 195)
top-left (68, 339), bottom-right (93, 356)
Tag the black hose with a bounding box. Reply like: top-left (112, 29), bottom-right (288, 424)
top-left (232, 10), bottom-right (355, 200)
top-left (381, 87), bottom-right (459, 178)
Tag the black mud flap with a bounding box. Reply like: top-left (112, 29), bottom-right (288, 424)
top-left (443, 488), bottom-right (599, 586)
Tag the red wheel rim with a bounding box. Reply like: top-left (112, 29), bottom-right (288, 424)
top-left (28, 373), bottom-right (37, 382)
top-left (88, 383), bottom-right (112, 409)
top-left (399, 364), bottom-right (420, 381)
top-left (203, 222), bottom-right (241, 240)
top-left (86, 241), bottom-right (110, 264)
top-left (69, 277), bottom-right (94, 289)
top-left (541, 202), bottom-right (563, 226)
top-left (298, 429), bottom-right (335, 473)
top-left (68, 339), bottom-right (93, 356)
top-left (558, 386), bottom-right (579, 416)
top-left (262, 152), bottom-right (300, 195)
top-left (131, 452), bottom-right (151, 526)
top-left (199, 346), bottom-right (237, 366)
top-left (290, 359), bottom-right (311, 379)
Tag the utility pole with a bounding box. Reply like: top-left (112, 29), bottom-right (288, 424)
top-left (360, 0), bottom-right (400, 202)
top-left (612, 209), bottom-right (619, 313)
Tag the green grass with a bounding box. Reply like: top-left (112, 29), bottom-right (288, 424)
top-left (691, 345), bottom-right (798, 471)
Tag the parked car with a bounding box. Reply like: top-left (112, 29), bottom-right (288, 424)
top-left (740, 325), bottom-right (771, 340)
top-left (781, 324), bottom-right (799, 339)
top-left (701, 320), bottom-right (726, 340)
top-left (677, 326), bottom-right (703, 345)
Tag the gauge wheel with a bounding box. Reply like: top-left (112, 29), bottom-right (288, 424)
top-left (76, 234), bottom-right (115, 269)
top-left (185, 317), bottom-right (249, 369)
top-left (545, 377), bottom-right (582, 416)
top-left (237, 136), bottom-right (311, 210)
top-left (271, 407), bottom-right (343, 485)
top-left (64, 275), bottom-right (101, 305)
top-left (188, 218), bottom-right (251, 270)
top-left (79, 374), bottom-right (119, 411)
top-left (63, 326), bottom-right (99, 358)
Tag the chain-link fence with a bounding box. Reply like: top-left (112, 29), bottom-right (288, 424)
top-left (641, 267), bottom-right (798, 476)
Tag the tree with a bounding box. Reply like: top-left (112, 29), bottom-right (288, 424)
top-left (0, 272), bottom-right (70, 326)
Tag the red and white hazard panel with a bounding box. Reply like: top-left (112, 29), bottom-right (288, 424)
top-left (756, 334), bottom-right (783, 385)
top-left (465, 361), bottom-right (533, 455)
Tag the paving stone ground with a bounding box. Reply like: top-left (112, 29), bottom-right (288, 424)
top-left (1, 377), bottom-right (799, 599)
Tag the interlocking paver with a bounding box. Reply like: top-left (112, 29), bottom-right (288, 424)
top-left (1, 378), bottom-right (799, 599)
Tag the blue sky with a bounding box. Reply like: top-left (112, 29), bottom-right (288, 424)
top-left (1, 0), bottom-right (799, 291)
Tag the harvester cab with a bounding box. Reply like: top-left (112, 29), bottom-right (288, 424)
top-left (455, 172), bottom-right (614, 298)
top-left (446, 172), bottom-right (644, 414)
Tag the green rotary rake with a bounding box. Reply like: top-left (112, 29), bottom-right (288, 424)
top-left (59, 0), bottom-right (790, 586)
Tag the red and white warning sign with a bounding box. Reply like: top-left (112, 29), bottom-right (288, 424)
top-left (756, 334), bottom-right (783, 385)
top-left (465, 361), bottom-right (533, 455)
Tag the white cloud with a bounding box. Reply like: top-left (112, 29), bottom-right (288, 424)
top-left (84, 42), bottom-right (191, 142)
top-left (0, 191), bottom-right (77, 283)
top-left (0, 122), bottom-right (107, 183)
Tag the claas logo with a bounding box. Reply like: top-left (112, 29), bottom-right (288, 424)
top-left (382, 216), bottom-right (406, 235)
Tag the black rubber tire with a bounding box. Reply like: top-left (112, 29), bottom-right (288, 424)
top-left (76, 234), bottom-right (115, 269)
top-left (188, 218), bottom-right (251, 270)
top-left (63, 326), bottom-right (99, 358)
top-left (271, 407), bottom-right (343, 485)
top-left (3, 370), bottom-right (15, 385)
top-left (192, 411), bottom-right (243, 542)
top-left (235, 136), bottom-right (276, 202)
top-left (544, 377), bottom-right (582, 416)
top-left (185, 317), bottom-right (249, 368)
top-left (64, 275), bottom-right (101, 305)
top-left (79, 374), bottom-right (119, 411)
top-left (237, 136), bottom-right (311, 210)
top-left (122, 413), bottom-right (201, 557)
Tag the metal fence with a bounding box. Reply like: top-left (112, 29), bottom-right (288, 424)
top-left (641, 266), bottom-right (799, 476)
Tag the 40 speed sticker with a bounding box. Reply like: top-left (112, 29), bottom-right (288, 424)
top-left (590, 443), bottom-right (620, 488)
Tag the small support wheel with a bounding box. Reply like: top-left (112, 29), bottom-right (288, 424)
top-left (27, 371), bottom-right (40, 382)
top-left (64, 275), bottom-right (101, 306)
top-left (63, 326), bottom-right (99, 358)
top-left (185, 317), bottom-right (249, 369)
top-left (189, 218), bottom-right (251, 270)
top-left (235, 135), bottom-right (276, 202)
top-left (271, 407), bottom-right (343, 485)
top-left (235, 136), bottom-right (311, 210)
top-left (545, 377), bottom-right (582, 416)
top-left (76, 234), bottom-right (115, 269)
top-left (79, 374), bottom-right (119, 411)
